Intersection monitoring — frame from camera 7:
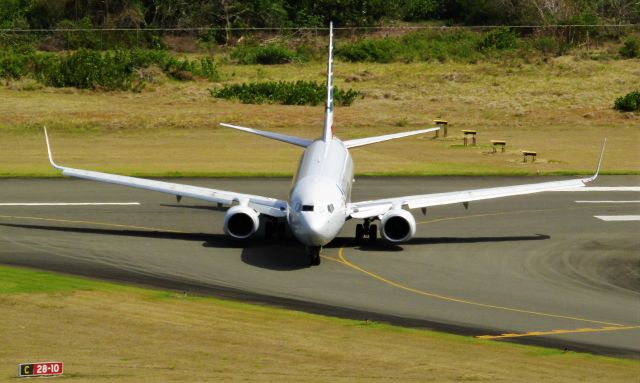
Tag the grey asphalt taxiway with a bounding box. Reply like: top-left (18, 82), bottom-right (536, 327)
top-left (1, 176), bottom-right (638, 357)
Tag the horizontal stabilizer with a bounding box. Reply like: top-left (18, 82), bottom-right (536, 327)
top-left (344, 127), bottom-right (439, 148)
top-left (219, 123), bottom-right (312, 147)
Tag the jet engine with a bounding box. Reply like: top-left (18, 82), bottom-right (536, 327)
top-left (380, 209), bottom-right (416, 243)
top-left (223, 205), bottom-right (260, 239)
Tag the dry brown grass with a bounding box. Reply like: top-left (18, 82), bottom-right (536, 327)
top-left (1, 271), bottom-right (637, 382)
top-left (0, 58), bottom-right (638, 176)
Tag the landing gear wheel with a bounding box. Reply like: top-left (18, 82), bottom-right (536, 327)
top-left (368, 224), bottom-right (378, 243)
top-left (355, 224), bottom-right (364, 243)
top-left (306, 246), bottom-right (321, 266)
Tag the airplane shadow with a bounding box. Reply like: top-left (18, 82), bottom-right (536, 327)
top-left (407, 234), bottom-right (550, 245)
top-left (0, 223), bottom-right (308, 271)
top-left (0, 223), bottom-right (550, 271)
top-left (0, 223), bottom-right (241, 249)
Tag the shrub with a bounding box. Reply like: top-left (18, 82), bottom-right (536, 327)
top-left (0, 49), bottom-right (35, 79)
top-left (211, 81), bottom-right (360, 106)
top-left (34, 49), bottom-right (136, 90)
top-left (477, 27), bottom-right (518, 51)
top-left (54, 17), bottom-right (102, 50)
top-left (231, 44), bottom-right (298, 64)
top-left (31, 49), bottom-right (218, 90)
top-left (614, 91), bottom-right (640, 112)
top-left (336, 30), bottom-right (486, 63)
top-left (336, 38), bottom-right (399, 63)
top-left (531, 35), bottom-right (561, 56)
top-left (619, 38), bottom-right (640, 59)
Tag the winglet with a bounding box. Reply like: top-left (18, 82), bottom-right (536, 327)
top-left (585, 138), bottom-right (606, 183)
top-left (43, 126), bottom-right (62, 170)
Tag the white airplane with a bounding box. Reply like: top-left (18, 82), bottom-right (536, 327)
top-left (44, 23), bottom-right (604, 266)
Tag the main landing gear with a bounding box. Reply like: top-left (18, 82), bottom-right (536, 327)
top-left (306, 246), bottom-right (321, 267)
top-left (355, 219), bottom-right (377, 244)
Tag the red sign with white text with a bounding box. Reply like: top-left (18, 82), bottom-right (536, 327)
top-left (19, 362), bottom-right (63, 377)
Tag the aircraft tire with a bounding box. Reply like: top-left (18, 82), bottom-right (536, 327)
top-left (369, 224), bottom-right (378, 243)
top-left (355, 224), bottom-right (364, 243)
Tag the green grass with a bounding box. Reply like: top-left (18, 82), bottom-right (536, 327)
top-left (1, 58), bottom-right (638, 177)
top-left (0, 265), bottom-right (106, 294)
top-left (0, 265), bottom-right (640, 373)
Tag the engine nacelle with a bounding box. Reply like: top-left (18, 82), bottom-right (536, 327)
top-left (223, 205), bottom-right (260, 239)
top-left (380, 209), bottom-right (416, 243)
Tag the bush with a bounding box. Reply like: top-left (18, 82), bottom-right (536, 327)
top-left (53, 17), bottom-right (102, 50)
top-left (34, 49), bottom-right (137, 90)
top-left (231, 44), bottom-right (299, 64)
top-left (619, 38), bottom-right (640, 59)
top-left (614, 91), bottom-right (640, 112)
top-left (31, 49), bottom-right (218, 90)
top-left (531, 35), bottom-right (562, 56)
top-left (211, 80), bottom-right (360, 106)
top-left (0, 49), bottom-right (35, 79)
top-left (477, 27), bottom-right (519, 51)
top-left (336, 30), bottom-right (487, 63)
top-left (336, 38), bottom-right (399, 63)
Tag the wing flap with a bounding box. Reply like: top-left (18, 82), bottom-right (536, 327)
top-left (349, 203), bottom-right (393, 219)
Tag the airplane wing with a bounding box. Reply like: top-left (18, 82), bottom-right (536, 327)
top-left (349, 140), bottom-right (606, 219)
top-left (44, 128), bottom-right (287, 218)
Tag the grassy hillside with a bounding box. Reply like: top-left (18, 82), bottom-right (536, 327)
top-left (0, 57), bottom-right (638, 177)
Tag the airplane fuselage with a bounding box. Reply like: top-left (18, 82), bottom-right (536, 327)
top-left (287, 138), bottom-right (353, 246)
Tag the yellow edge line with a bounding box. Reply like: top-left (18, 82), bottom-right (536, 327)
top-left (477, 326), bottom-right (640, 340)
top-left (337, 248), bottom-right (625, 327)
top-left (0, 215), bottom-right (189, 234)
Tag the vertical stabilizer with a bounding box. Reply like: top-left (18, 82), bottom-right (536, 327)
top-left (323, 22), bottom-right (334, 143)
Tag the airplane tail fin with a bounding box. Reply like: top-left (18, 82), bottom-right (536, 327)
top-left (322, 22), bottom-right (334, 143)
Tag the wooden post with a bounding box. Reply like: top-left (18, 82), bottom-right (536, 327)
top-left (433, 119), bottom-right (448, 138)
top-left (462, 130), bottom-right (477, 146)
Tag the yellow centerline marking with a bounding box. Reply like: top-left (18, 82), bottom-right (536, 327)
top-left (0, 215), bottom-right (189, 234)
top-left (337, 248), bottom-right (625, 327)
top-left (320, 254), bottom-right (347, 265)
top-left (477, 326), bottom-right (640, 340)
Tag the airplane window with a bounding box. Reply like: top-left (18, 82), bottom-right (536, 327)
top-left (302, 205), bottom-right (314, 211)
top-left (327, 204), bottom-right (334, 213)
top-left (295, 203), bottom-right (302, 212)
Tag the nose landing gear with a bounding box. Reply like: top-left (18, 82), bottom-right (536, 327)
top-left (306, 246), bottom-right (321, 266)
top-left (355, 219), bottom-right (377, 244)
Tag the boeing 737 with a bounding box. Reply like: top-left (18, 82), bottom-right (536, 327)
top-left (43, 23), bottom-right (604, 266)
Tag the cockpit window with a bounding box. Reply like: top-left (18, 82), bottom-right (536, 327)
top-left (302, 205), bottom-right (314, 212)
top-left (327, 204), bottom-right (334, 213)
